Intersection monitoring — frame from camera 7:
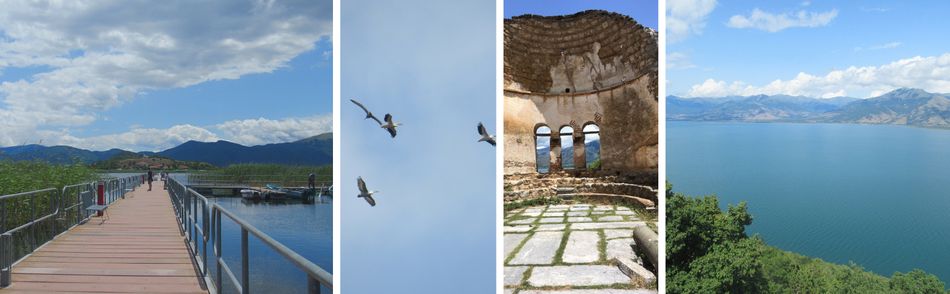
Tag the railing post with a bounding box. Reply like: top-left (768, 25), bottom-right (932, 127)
top-left (202, 202), bottom-right (209, 276)
top-left (242, 228), bottom-right (249, 293)
top-left (215, 209), bottom-right (222, 293)
top-left (1, 233), bottom-right (11, 287)
top-left (30, 192), bottom-right (36, 251)
top-left (307, 277), bottom-right (320, 294)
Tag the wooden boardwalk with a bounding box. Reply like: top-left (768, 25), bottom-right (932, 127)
top-left (0, 181), bottom-right (206, 293)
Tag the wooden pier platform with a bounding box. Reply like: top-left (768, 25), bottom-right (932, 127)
top-left (0, 181), bottom-right (206, 293)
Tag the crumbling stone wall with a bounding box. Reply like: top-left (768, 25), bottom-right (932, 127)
top-left (504, 10), bottom-right (658, 175)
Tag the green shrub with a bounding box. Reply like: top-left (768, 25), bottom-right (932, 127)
top-left (667, 183), bottom-right (949, 293)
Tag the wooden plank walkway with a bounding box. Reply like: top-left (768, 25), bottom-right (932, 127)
top-left (0, 181), bottom-right (206, 293)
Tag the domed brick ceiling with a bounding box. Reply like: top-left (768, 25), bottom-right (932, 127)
top-left (504, 10), bottom-right (657, 98)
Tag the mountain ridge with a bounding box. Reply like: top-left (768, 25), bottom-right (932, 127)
top-left (0, 133), bottom-right (333, 167)
top-left (668, 88), bottom-right (950, 129)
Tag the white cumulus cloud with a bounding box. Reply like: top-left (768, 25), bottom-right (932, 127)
top-left (215, 115), bottom-right (332, 146)
top-left (0, 0), bottom-right (331, 147)
top-left (686, 53), bottom-right (950, 98)
top-left (51, 124), bottom-right (221, 152)
top-left (667, 0), bottom-right (717, 43)
top-left (727, 8), bottom-right (838, 32)
top-left (35, 114), bottom-right (332, 151)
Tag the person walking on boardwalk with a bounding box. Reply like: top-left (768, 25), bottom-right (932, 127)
top-left (147, 168), bottom-right (154, 191)
top-left (308, 173), bottom-right (317, 190)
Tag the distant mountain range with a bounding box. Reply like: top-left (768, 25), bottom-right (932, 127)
top-left (0, 133), bottom-right (333, 167)
top-left (668, 88), bottom-right (950, 128)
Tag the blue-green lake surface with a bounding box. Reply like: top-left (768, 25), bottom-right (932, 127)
top-left (167, 174), bottom-right (332, 293)
top-left (668, 121), bottom-right (950, 282)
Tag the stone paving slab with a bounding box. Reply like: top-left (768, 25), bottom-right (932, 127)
top-left (615, 257), bottom-right (657, 285)
top-left (604, 229), bottom-right (633, 239)
top-left (572, 222), bottom-right (645, 230)
top-left (510, 218), bottom-right (537, 225)
top-left (505, 233), bottom-right (529, 258)
top-left (505, 204), bottom-right (656, 293)
top-left (606, 238), bottom-right (638, 262)
top-left (568, 217), bottom-right (593, 222)
top-left (519, 290), bottom-right (657, 294)
top-left (522, 211), bottom-right (543, 217)
top-left (510, 231), bottom-right (563, 265)
top-left (598, 215), bottom-right (624, 222)
top-left (536, 224), bottom-right (567, 231)
top-left (539, 217), bottom-right (564, 223)
top-left (562, 231), bottom-right (600, 263)
top-left (505, 226), bottom-right (533, 233)
top-left (505, 266), bottom-right (529, 286)
top-left (528, 265), bottom-right (630, 287)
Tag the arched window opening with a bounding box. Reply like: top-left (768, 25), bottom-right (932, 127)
top-left (559, 126), bottom-right (574, 170)
top-left (535, 126), bottom-right (551, 173)
top-left (583, 124), bottom-right (601, 169)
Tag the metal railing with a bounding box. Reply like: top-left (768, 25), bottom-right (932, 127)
top-left (0, 174), bottom-right (145, 287)
top-left (167, 177), bottom-right (332, 294)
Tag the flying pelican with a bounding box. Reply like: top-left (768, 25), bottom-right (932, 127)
top-left (350, 99), bottom-right (382, 125)
top-left (356, 177), bottom-right (377, 207)
top-left (381, 114), bottom-right (401, 138)
top-left (477, 122), bottom-right (496, 146)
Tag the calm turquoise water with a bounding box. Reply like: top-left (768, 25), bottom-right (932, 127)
top-left (668, 121), bottom-right (950, 282)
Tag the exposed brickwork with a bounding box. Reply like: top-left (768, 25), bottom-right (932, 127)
top-left (504, 10), bottom-right (657, 99)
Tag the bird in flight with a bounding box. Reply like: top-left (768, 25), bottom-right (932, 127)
top-left (350, 99), bottom-right (382, 125)
top-left (381, 114), bottom-right (401, 138)
top-left (477, 122), bottom-right (496, 146)
top-left (356, 177), bottom-right (377, 207)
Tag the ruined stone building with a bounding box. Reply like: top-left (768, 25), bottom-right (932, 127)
top-left (503, 10), bottom-right (658, 206)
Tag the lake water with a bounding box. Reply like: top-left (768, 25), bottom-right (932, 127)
top-left (168, 174), bottom-right (333, 293)
top-left (668, 121), bottom-right (950, 282)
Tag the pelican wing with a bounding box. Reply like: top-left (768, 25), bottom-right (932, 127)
top-left (357, 177), bottom-right (368, 193)
top-left (386, 127), bottom-right (397, 138)
top-left (478, 122), bottom-right (487, 136)
top-left (487, 137), bottom-right (496, 146)
top-left (350, 99), bottom-right (382, 125)
top-left (364, 195), bottom-right (376, 207)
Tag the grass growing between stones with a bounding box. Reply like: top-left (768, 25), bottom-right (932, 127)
top-left (504, 202), bottom-right (659, 292)
top-left (520, 283), bottom-right (641, 291)
top-left (551, 230), bottom-right (570, 265)
top-left (504, 196), bottom-right (562, 211)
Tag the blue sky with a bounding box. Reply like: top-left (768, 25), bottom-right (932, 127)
top-left (0, 1), bottom-right (332, 151)
top-left (340, 0), bottom-right (495, 292)
top-left (668, 0), bottom-right (950, 98)
top-left (506, 0), bottom-right (658, 29)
